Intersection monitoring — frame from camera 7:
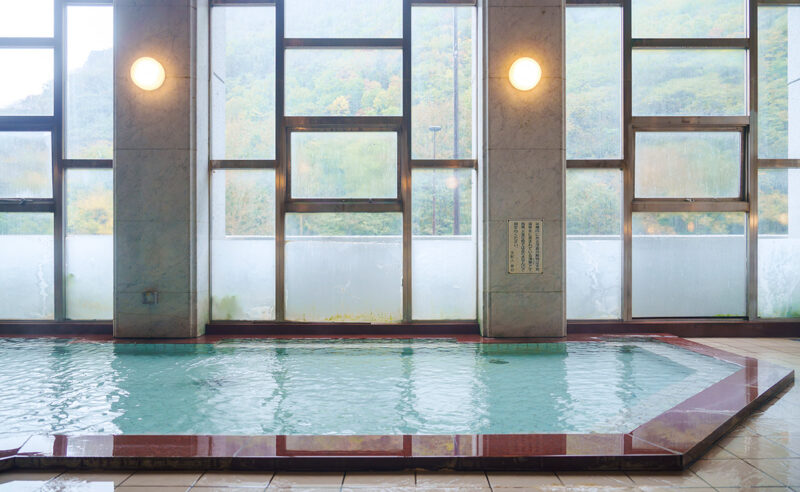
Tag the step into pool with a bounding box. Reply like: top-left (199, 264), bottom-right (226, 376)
top-left (0, 337), bottom-right (741, 436)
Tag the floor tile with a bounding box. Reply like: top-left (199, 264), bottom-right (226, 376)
top-left (486, 472), bottom-right (562, 488)
top-left (342, 472), bottom-right (414, 488)
top-left (0, 481), bottom-right (51, 492)
top-left (722, 436), bottom-right (799, 459)
top-left (190, 488), bottom-right (267, 492)
top-left (627, 470), bottom-right (709, 487)
top-left (0, 471), bottom-right (62, 484)
top-left (268, 472), bottom-right (343, 488)
top-left (701, 444), bottom-right (739, 459)
top-left (415, 471), bottom-right (490, 488)
top-left (635, 488), bottom-right (715, 492)
top-left (747, 458), bottom-right (800, 486)
top-left (116, 487), bottom-right (189, 492)
top-left (556, 472), bottom-right (634, 487)
top-left (53, 472), bottom-right (131, 486)
top-left (120, 472), bottom-right (201, 487)
top-left (690, 458), bottom-right (783, 487)
top-left (39, 480), bottom-right (114, 491)
top-left (195, 472), bottom-right (273, 487)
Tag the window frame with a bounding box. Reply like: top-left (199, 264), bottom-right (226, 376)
top-left (0, 0), bottom-right (113, 322)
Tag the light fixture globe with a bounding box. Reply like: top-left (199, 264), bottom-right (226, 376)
top-left (130, 57), bottom-right (166, 91)
top-left (508, 57), bottom-right (542, 91)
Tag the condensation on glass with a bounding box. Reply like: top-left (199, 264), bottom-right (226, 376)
top-left (0, 132), bottom-right (53, 199)
top-left (0, 0), bottom-right (53, 37)
top-left (566, 6), bottom-right (622, 160)
top-left (758, 6), bottom-right (800, 160)
top-left (211, 6), bottom-right (276, 160)
top-left (632, 0), bottom-right (746, 39)
top-left (412, 169), bottom-right (476, 320)
top-left (635, 132), bottom-right (741, 199)
top-left (211, 169), bottom-right (276, 321)
top-left (632, 49), bottom-right (746, 117)
top-left (65, 169), bottom-right (113, 320)
top-left (285, 213), bottom-right (403, 322)
top-left (0, 213), bottom-right (54, 320)
top-left (285, 0), bottom-right (402, 39)
top-left (758, 168), bottom-right (800, 318)
top-left (0, 49), bottom-right (54, 116)
top-left (290, 132), bottom-right (397, 199)
top-left (411, 6), bottom-right (475, 159)
top-left (566, 169), bottom-right (622, 319)
top-left (285, 49), bottom-right (402, 117)
top-left (632, 212), bottom-right (746, 318)
top-left (65, 5), bottom-right (113, 160)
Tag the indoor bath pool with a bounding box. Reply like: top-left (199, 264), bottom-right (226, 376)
top-left (0, 337), bottom-right (742, 436)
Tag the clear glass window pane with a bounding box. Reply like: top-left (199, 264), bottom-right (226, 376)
top-left (285, 49), bottom-right (402, 117)
top-left (66, 5), bottom-right (113, 160)
top-left (0, 213), bottom-right (54, 319)
top-left (291, 132), bottom-right (397, 199)
top-left (632, 0), bottom-right (746, 39)
top-left (632, 49), bottom-right (746, 116)
top-left (635, 132), bottom-right (741, 198)
top-left (285, 213), bottom-right (402, 322)
top-left (0, 0), bottom-right (53, 37)
top-left (632, 212), bottom-right (746, 317)
top-left (0, 49), bottom-right (54, 116)
top-left (566, 7), bottom-right (622, 160)
top-left (66, 169), bottom-right (113, 320)
top-left (412, 169), bottom-right (476, 320)
top-left (758, 168), bottom-right (800, 318)
top-left (0, 132), bottom-right (52, 198)
top-left (285, 0), bottom-right (402, 38)
top-left (758, 6), bottom-right (800, 159)
top-left (411, 6), bottom-right (474, 159)
top-left (567, 169), bottom-right (622, 319)
top-left (211, 169), bottom-right (276, 320)
top-left (211, 6), bottom-right (276, 160)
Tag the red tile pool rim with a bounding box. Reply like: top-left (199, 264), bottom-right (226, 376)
top-left (0, 334), bottom-right (794, 472)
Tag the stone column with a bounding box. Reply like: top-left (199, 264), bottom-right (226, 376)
top-left (788, 7), bottom-right (800, 238)
top-left (113, 0), bottom-right (210, 337)
top-left (481, 0), bottom-right (565, 337)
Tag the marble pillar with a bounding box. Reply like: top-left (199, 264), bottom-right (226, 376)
top-left (113, 0), bottom-right (210, 337)
top-left (481, 0), bottom-right (566, 337)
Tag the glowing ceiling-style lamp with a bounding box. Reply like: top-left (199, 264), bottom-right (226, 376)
top-left (508, 57), bottom-right (542, 91)
top-left (130, 57), bottom-right (166, 91)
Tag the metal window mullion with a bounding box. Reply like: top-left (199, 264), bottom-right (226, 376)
top-left (284, 116), bottom-right (404, 131)
top-left (412, 0), bottom-right (476, 5)
top-left (402, 0), bottom-right (412, 322)
top-left (631, 116), bottom-right (750, 129)
top-left (209, 159), bottom-right (276, 169)
top-left (566, 159), bottom-right (624, 169)
top-left (54, 0), bottom-right (66, 321)
top-left (275, 0), bottom-right (286, 322)
top-left (758, 159), bottom-right (800, 168)
top-left (0, 117), bottom-right (56, 130)
top-left (0, 37), bottom-right (55, 48)
top-left (284, 38), bottom-right (403, 48)
top-left (631, 200), bottom-right (750, 213)
top-left (632, 38), bottom-right (749, 49)
top-left (62, 159), bottom-right (114, 169)
top-left (622, 0), bottom-right (633, 321)
top-left (0, 200), bottom-right (56, 213)
top-left (411, 159), bottom-right (477, 169)
top-left (747, 0), bottom-right (759, 320)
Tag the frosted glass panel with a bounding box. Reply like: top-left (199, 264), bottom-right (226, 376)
top-left (291, 132), bottom-right (397, 199)
top-left (66, 169), bottom-right (113, 320)
top-left (285, 213), bottom-right (402, 322)
top-left (566, 169), bottom-right (622, 319)
top-left (632, 49), bottom-right (746, 116)
top-left (632, 213), bottom-right (746, 318)
top-left (0, 49), bottom-right (53, 116)
top-left (758, 169), bottom-right (800, 318)
top-left (66, 5), bottom-right (113, 159)
top-left (211, 170), bottom-right (276, 320)
top-left (0, 0), bottom-right (53, 37)
top-left (566, 7), bottom-right (622, 160)
top-left (285, 0), bottom-right (401, 38)
top-left (0, 213), bottom-right (54, 319)
top-left (632, 0), bottom-right (746, 38)
top-left (411, 6), bottom-right (475, 159)
top-left (0, 132), bottom-right (52, 198)
top-left (412, 170), bottom-right (476, 320)
top-left (211, 6), bottom-right (276, 160)
top-left (635, 132), bottom-right (741, 199)
top-left (285, 49), bottom-right (402, 116)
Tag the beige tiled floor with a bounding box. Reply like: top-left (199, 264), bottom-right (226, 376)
top-left (0, 338), bottom-right (797, 492)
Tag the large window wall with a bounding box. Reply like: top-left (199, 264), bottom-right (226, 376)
top-left (210, 0), bottom-right (478, 322)
top-left (567, 0), bottom-right (800, 320)
top-left (0, 0), bottom-right (113, 321)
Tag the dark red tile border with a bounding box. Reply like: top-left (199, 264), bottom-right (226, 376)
top-left (1, 335), bottom-right (795, 472)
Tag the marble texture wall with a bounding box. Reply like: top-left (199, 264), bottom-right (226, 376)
top-left (114, 0), bottom-right (210, 337)
top-left (481, 0), bottom-right (566, 337)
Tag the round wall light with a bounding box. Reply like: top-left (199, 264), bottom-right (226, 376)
top-left (508, 57), bottom-right (542, 91)
top-left (130, 57), bottom-right (166, 91)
